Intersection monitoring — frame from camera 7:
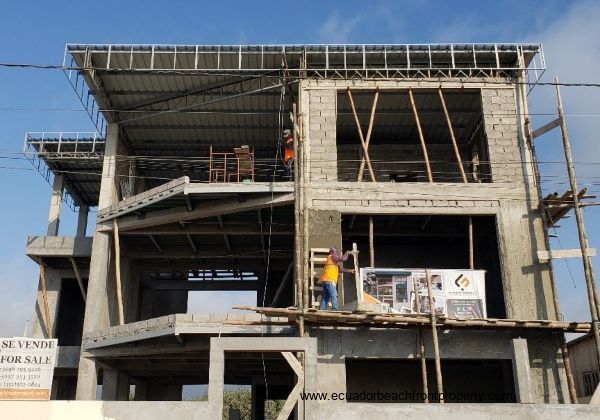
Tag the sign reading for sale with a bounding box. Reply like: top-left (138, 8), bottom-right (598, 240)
top-left (0, 337), bottom-right (57, 400)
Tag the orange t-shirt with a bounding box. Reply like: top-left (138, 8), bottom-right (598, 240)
top-left (320, 255), bottom-right (339, 283)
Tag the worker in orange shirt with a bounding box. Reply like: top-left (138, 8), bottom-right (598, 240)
top-left (282, 129), bottom-right (294, 179)
top-left (319, 247), bottom-right (355, 311)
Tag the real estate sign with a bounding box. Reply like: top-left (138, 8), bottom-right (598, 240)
top-left (361, 268), bottom-right (487, 318)
top-left (0, 337), bottom-right (57, 400)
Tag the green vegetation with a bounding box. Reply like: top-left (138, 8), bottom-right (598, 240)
top-left (189, 388), bottom-right (285, 419)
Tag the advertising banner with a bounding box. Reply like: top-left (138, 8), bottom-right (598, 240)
top-left (361, 268), bottom-right (487, 318)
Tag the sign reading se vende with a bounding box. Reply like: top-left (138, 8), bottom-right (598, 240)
top-left (0, 337), bottom-right (57, 400)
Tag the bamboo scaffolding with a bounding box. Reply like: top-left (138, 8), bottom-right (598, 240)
top-left (438, 89), bottom-right (467, 183)
top-left (414, 282), bottom-right (429, 402)
top-left (468, 217), bottom-right (474, 270)
top-left (357, 89), bottom-right (379, 181)
top-left (233, 306), bottom-right (593, 333)
top-left (69, 257), bottom-right (87, 302)
top-left (292, 102), bottom-right (304, 336)
top-left (408, 89), bottom-right (433, 183)
top-left (369, 217), bottom-right (375, 268)
top-left (555, 76), bottom-right (600, 379)
top-left (425, 269), bottom-right (444, 400)
top-left (347, 88), bottom-right (376, 182)
top-left (113, 219), bottom-right (125, 325)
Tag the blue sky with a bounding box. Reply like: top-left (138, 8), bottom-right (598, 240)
top-left (0, 0), bottom-right (599, 336)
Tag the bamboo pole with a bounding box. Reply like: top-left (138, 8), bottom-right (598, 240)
top-left (438, 89), bottom-right (467, 183)
top-left (69, 257), bottom-right (87, 302)
top-left (358, 89), bottom-right (380, 181)
top-left (369, 216), bottom-right (375, 268)
top-left (516, 64), bottom-right (577, 402)
top-left (39, 264), bottom-right (52, 338)
top-left (292, 102), bottom-right (304, 335)
top-left (302, 99), bottom-right (310, 321)
top-left (555, 76), bottom-right (600, 377)
top-left (347, 88), bottom-right (376, 182)
top-left (409, 89), bottom-right (433, 183)
top-left (113, 219), bottom-right (125, 325)
top-left (415, 282), bottom-right (429, 402)
top-left (425, 269), bottom-right (444, 400)
top-left (468, 217), bottom-right (474, 270)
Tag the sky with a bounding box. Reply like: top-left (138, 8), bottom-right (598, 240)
top-left (0, 0), bottom-right (599, 337)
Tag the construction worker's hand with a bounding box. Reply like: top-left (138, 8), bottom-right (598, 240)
top-left (349, 250), bottom-right (359, 256)
top-left (347, 269), bottom-right (355, 274)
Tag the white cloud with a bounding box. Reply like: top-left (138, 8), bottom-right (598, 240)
top-left (317, 10), bottom-right (362, 43)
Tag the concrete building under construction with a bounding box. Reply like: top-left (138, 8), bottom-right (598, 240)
top-left (20, 43), bottom-right (600, 418)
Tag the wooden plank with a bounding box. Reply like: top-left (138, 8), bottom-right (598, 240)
top-left (537, 248), bottom-right (596, 261)
top-left (532, 117), bottom-right (562, 139)
top-left (347, 88), bottom-right (376, 182)
top-left (438, 89), bottom-right (467, 183)
top-left (39, 265), bottom-right (52, 338)
top-left (69, 257), bottom-right (87, 302)
top-left (352, 243), bottom-right (362, 304)
top-left (113, 219), bottom-right (125, 325)
top-left (409, 89), bottom-right (433, 183)
top-left (281, 351), bottom-right (304, 378)
top-left (277, 374), bottom-right (304, 420)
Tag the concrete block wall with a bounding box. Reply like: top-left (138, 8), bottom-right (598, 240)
top-left (307, 89), bottom-right (338, 181)
top-left (481, 88), bottom-right (524, 183)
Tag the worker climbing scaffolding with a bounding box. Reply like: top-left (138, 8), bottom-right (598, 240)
top-left (282, 128), bottom-right (295, 179)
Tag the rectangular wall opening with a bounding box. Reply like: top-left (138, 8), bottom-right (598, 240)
top-left (346, 359), bottom-right (516, 403)
top-left (341, 214), bottom-right (505, 318)
top-left (336, 89), bottom-right (491, 182)
top-left (55, 277), bottom-right (87, 346)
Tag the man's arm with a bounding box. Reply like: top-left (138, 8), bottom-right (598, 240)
top-left (331, 250), bottom-right (351, 263)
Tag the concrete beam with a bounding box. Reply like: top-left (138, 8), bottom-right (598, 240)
top-left (26, 236), bottom-right (93, 259)
top-left (100, 193), bottom-right (294, 232)
top-left (124, 246), bottom-right (291, 259)
top-left (151, 280), bottom-right (258, 291)
top-left (184, 181), bottom-right (294, 195)
top-left (119, 224), bottom-right (293, 236)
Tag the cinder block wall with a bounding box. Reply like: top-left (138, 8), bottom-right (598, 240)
top-left (481, 88), bottom-right (523, 183)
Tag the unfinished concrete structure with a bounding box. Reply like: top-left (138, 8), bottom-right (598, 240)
top-left (22, 43), bottom-right (597, 417)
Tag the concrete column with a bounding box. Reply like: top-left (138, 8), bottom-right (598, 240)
top-left (207, 340), bottom-right (225, 419)
top-left (101, 369), bottom-right (129, 401)
top-left (76, 123), bottom-right (122, 400)
top-left (47, 174), bottom-right (64, 236)
top-left (512, 338), bottom-right (533, 403)
top-left (76, 205), bottom-right (89, 237)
